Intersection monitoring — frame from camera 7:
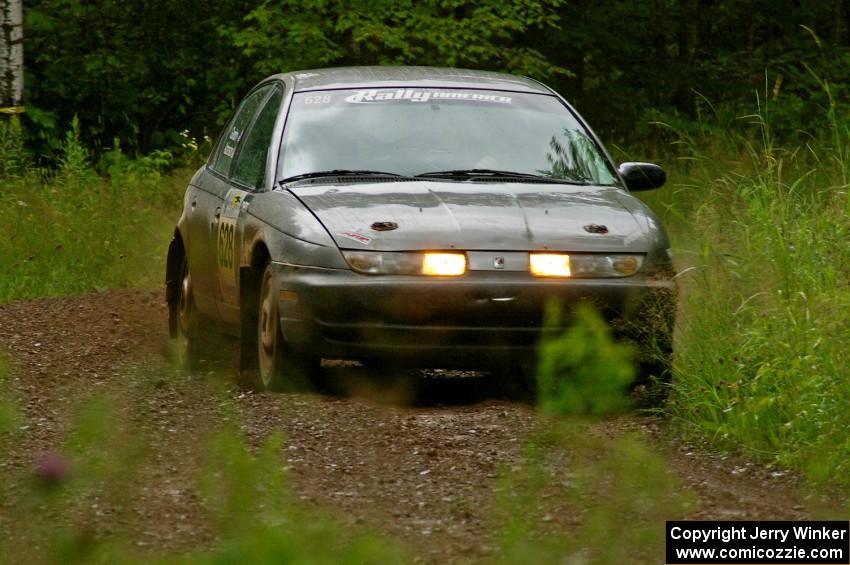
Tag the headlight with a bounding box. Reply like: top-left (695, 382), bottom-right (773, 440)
top-left (422, 252), bottom-right (467, 276)
top-left (570, 254), bottom-right (644, 277)
top-left (529, 253), bottom-right (571, 277)
top-left (343, 251), bottom-right (467, 276)
top-left (529, 253), bottom-right (644, 278)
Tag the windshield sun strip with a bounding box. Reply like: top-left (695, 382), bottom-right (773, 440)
top-left (277, 88), bottom-right (621, 186)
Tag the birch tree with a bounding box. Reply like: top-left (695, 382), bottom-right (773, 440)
top-left (1, 0), bottom-right (24, 114)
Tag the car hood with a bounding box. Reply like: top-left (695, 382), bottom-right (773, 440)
top-left (287, 180), bottom-right (663, 252)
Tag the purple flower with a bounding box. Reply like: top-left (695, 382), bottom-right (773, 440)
top-left (33, 452), bottom-right (70, 486)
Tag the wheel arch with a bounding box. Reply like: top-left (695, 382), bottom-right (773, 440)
top-left (248, 239), bottom-right (271, 272)
top-left (238, 239), bottom-right (272, 372)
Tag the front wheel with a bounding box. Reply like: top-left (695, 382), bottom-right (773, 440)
top-left (631, 352), bottom-right (673, 409)
top-left (252, 263), bottom-right (320, 391)
top-left (491, 355), bottom-right (538, 404)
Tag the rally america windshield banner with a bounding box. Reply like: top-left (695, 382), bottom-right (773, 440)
top-left (344, 89), bottom-right (512, 104)
top-left (290, 88), bottom-right (558, 111)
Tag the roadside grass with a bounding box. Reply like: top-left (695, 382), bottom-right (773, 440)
top-left (0, 118), bottom-right (185, 303)
top-left (634, 104), bottom-right (850, 485)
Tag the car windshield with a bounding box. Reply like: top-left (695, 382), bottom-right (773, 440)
top-left (277, 88), bottom-right (619, 185)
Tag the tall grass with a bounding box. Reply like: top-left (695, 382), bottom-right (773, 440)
top-left (0, 118), bottom-right (185, 303)
top-left (639, 98), bottom-right (850, 484)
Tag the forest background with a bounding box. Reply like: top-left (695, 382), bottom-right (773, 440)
top-left (10, 0), bottom-right (850, 159)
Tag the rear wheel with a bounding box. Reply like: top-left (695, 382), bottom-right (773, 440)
top-left (254, 262), bottom-right (320, 391)
top-left (173, 256), bottom-right (206, 370)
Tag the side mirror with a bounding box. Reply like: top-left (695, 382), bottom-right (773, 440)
top-left (618, 162), bottom-right (666, 191)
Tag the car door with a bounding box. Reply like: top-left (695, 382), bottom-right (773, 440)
top-left (191, 84), bottom-right (275, 321)
top-left (215, 84), bottom-right (285, 324)
top-left (183, 178), bottom-right (223, 319)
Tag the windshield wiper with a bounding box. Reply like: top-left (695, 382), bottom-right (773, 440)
top-left (278, 169), bottom-right (405, 185)
top-left (415, 169), bottom-right (587, 184)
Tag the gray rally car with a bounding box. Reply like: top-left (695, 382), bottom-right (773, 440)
top-left (165, 66), bottom-right (676, 392)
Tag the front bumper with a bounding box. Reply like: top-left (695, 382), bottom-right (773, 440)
top-left (273, 263), bottom-right (676, 366)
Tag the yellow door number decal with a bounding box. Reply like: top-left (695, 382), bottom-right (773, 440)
top-left (218, 218), bottom-right (236, 269)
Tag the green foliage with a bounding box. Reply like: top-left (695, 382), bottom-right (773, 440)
top-left (537, 1), bottom-right (850, 143)
top-left (58, 116), bottom-right (92, 178)
top-left (21, 0), bottom-right (565, 160)
top-left (228, 0), bottom-right (565, 79)
top-left (536, 302), bottom-right (635, 417)
top-left (23, 0), bottom-right (252, 156)
top-left (642, 102), bottom-right (850, 485)
top-left (0, 116), bottom-right (28, 177)
top-left (0, 122), bottom-right (184, 303)
top-left (17, 0), bottom-right (850, 156)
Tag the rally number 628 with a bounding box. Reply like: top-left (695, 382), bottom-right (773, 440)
top-left (218, 221), bottom-right (236, 269)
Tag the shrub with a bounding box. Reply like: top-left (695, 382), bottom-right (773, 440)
top-left (536, 302), bottom-right (635, 417)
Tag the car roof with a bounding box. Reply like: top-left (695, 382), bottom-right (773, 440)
top-left (266, 66), bottom-right (553, 94)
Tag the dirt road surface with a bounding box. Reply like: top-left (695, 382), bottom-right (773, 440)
top-left (0, 291), bottom-right (821, 562)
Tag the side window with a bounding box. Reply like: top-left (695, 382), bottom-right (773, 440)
top-left (209, 85), bottom-right (273, 176)
top-left (232, 86), bottom-right (284, 188)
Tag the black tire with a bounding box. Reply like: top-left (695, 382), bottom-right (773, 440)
top-left (251, 262), bottom-right (320, 391)
top-left (172, 255), bottom-right (207, 370)
top-left (492, 355), bottom-right (537, 403)
top-left (631, 351), bottom-right (673, 409)
top-left (624, 292), bottom-right (675, 409)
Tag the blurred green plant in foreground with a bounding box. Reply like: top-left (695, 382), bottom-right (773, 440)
top-left (536, 302), bottom-right (636, 417)
top-left (494, 302), bottom-right (690, 563)
top-left (0, 363), bottom-right (410, 563)
top-left (494, 422), bottom-right (691, 564)
top-left (0, 332), bottom-right (687, 564)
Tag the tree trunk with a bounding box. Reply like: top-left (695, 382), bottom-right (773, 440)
top-left (1, 0), bottom-right (24, 113)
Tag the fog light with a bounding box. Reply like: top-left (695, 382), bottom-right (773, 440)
top-left (529, 253), bottom-right (571, 277)
top-left (422, 253), bottom-right (466, 276)
top-left (612, 255), bottom-right (639, 275)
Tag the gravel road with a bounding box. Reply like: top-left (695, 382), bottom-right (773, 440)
top-left (0, 290), bottom-right (819, 562)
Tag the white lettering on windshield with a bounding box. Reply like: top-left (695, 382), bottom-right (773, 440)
top-left (343, 89), bottom-right (512, 104)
